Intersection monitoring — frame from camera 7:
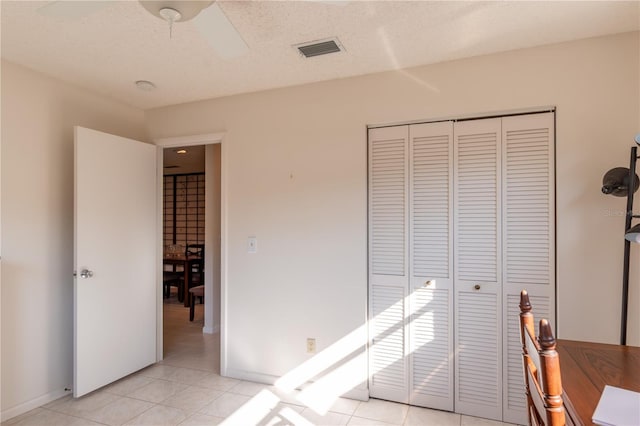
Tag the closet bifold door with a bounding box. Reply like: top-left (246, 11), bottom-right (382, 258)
top-left (368, 126), bottom-right (410, 403)
top-left (408, 122), bottom-right (454, 410)
top-left (501, 112), bottom-right (555, 424)
top-left (454, 118), bottom-right (503, 421)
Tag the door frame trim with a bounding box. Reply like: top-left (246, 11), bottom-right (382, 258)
top-left (154, 132), bottom-right (228, 375)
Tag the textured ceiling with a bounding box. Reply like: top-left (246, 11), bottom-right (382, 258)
top-left (2, 1), bottom-right (639, 110)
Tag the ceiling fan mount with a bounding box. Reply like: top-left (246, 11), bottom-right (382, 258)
top-left (136, 0), bottom-right (248, 58)
top-left (158, 8), bottom-right (181, 24)
top-left (139, 1), bottom-right (214, 23)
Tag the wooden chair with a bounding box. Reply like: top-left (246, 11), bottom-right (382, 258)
top-left (519, 290), bottom-right (574, 426)
top-left (185, 243), bottom-right (204, 258)
top-left (163, 271), bottom-right (184, 301)
top-left (185, 244), bottom-right (205, 291)
top-left (189, 285), bottom-right (204, 321)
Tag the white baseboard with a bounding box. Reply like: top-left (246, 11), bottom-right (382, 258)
top-left (203, 325), bottom-right (219, 334)
top-left (1, 387), bottom-right (71, 422)
top-left (225, 368), bottom-right (279, 385)
top-left (224, 368), bottom-right (369, 402)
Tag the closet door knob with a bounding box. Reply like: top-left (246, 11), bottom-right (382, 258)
top-left (424, 280), bottom-right (434, 287)
top-left (474, 284), bottom-right (481, 290)
top-left (80, 269), bottom-right (94, 279)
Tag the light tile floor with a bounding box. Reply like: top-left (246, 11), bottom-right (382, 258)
top-left (3, 298), bottom-right (516, 426)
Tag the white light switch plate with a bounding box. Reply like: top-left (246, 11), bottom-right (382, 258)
top-left (248, 236), bottom-right (257, 253)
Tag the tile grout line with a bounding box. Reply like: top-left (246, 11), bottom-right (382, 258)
top-left (41, 406), bottom-right (111, 426)
top-left (401, 404), bottom-right (409, 426)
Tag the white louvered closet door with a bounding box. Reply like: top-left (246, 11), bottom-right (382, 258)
top-left (408, 122), bottom-right (454, 411)
top-left (454, 118), bottom-right (503, 421)
top-left (368, 113), bottom-right (556, 421)
top-left (368, 126), bottom-right (410, 404)
top-left (501, 113), bottom-right (555, 424)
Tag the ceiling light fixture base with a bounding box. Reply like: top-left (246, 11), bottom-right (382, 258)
top-left (139, 1), bottom-right (214, 22)
top-left (159, 7), bottom-right (181, 23)
top-left (135, 80), bottom-right (156, 91)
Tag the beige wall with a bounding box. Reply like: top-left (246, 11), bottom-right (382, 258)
top-left (145, 32), bottom-right (640, 387)
top-left (0, 60), bottom-right (148, 419)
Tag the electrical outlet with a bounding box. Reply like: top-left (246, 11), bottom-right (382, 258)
top-left (306, 338), bottom-right (316, 353)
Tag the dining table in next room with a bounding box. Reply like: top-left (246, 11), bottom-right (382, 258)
top-left (163, 253), bottom-right (201, 308)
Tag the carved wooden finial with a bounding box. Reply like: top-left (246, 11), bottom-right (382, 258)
top-left (519, 290), bottom-right (532, 314)
top-left (539, 319), bottom-right (556, 350)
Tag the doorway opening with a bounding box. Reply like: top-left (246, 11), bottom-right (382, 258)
top-left (162, 146), bottom-right (206, 306)
top-left (155, 133), bottom-right (226, 374)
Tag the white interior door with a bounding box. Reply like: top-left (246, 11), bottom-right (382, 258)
top-left (74, 126), bottom-right (157, 397)
top-left (408, 121), bottom-right (454, 411)
top-left (453, 118), bottom-right (503, 421)
top-left (368, 125), bottom-right (410, 404)
top-left (501, 112), bottom-right (555, 424)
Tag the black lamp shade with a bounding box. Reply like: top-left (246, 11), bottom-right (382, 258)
top-left (602, 167), bottom-right (640, 197)
top-left (625, 223), bottom-right (640, 243)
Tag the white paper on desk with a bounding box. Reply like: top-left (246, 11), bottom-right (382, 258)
top-left (592, 385), bottom-right (640, 426)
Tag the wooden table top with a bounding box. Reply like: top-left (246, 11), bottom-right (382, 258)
top-left (556, 339), bottom-right (640, 426)
top-left (163, 254), bottom-right (201, 261)
top-left (163, 255), bottom-right (202, 307)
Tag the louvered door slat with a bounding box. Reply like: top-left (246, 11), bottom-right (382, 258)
top-left (454, 118), bottom-right (502, 421)
top-left (410, 287), bottom-right (452, 408)
top-left (369, 127), bottom-right (408, 277)
top-left (455, 290), bottom-right (501, 419)
top-left (370, 285), bottom-right (408, 402)
top-left (368, 126), bottom-right (409, 403)
top-left (501, 113), bottom-right (555, 425)
top-left (411, 123), bottom-right (452, 279)
top-left (455, 122), bottom-right (500, 283)
top-left (408, 121), bottom-right (454, 411)
top-left (503, 119), bottom-right (553, 288)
